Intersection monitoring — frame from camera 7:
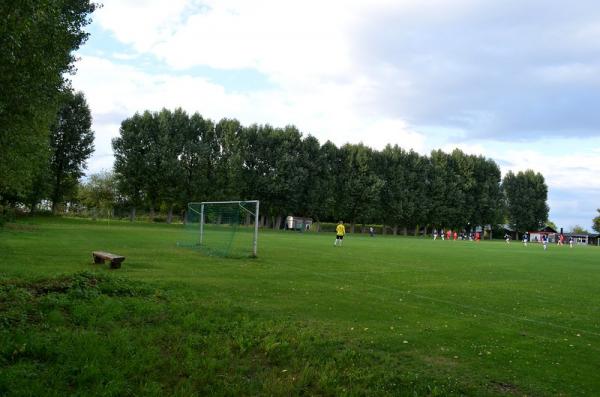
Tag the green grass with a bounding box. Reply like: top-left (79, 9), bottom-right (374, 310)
top-left (1, 217), bottom-right (600, 396)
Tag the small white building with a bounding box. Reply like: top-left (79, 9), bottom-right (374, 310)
top-left (564, 233), bottom-right (590, 245)
top-left (528, 226), bottom-right (558, 243)
top-left (285, 216), bottom-right (313, 231)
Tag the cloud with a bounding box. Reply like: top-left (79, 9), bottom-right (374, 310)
top-left (548, 188), bottom-right (600, 230)
top-left (497, 149), bottom-right (600, 190)
top-left (350, 0), bottom-right (600, 138)
top-left (71, 55), bottom-right (426, 172)
top-left (93, 0), bottom-right (600, 140)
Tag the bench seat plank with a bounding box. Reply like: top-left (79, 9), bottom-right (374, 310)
top-left (92, 251), bottom-right (126, 269)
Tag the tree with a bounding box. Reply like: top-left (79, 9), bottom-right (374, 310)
top-left (376, 147), bottom-right (430, 235)
top-left (0, 0), bottom-right (97, 201)
top-left (428, 150), bottom-right (452, 229)
top-left (306, 140), bottom-right (339, 230)
top-left (49, 89), bottom-right (95, 213)
top-left (213, 118), bottom-right (245, 201)
top-left (113, 113), bottom-right (149, 221)
top-left (240, 124), bottom-right (305, 229)
top-left (593, 209), bottom-right (600, 233)
top-left (156, 108), bottom-right (186, 223)
top-left (178, 113), bottom-right (214, 211)
top-left (78, 171), bottom-right (119, 219)
top-left (295, 136), bottom-right (331, 227)
top-left (469, 156), bottom-right (504, 231)
top-left (570, 225), bottom-right (589, 234)
top-left (502, 170), bottom-right (549, 236)
top-left (336, 144), bottom-right (383, 232)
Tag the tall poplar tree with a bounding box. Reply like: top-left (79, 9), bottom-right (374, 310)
top-left (49, 90), bottom-right (95, 213)
top-left (113, 113), bottom-right (149, 221)
top-left (503, 170), bottom-right (549, 236)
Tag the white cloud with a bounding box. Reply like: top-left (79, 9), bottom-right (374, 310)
top-left (500, 151), bottom-right (600, 190)
top-left (95, 0), bottom-right (190, 52)
top-left (72, 55), bottom-right (426, 172)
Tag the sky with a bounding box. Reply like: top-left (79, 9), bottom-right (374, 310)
top-left (71, 0), bottom-right (600, 231)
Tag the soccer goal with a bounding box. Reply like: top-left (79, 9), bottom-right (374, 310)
top-left (181, 200), bottom-right (260, 258)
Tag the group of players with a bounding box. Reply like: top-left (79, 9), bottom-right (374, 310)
top-left (334, 221), bottom-right (577, 250)
top-left (431, 228), bottom-right (576, 250)
top-left (505, 232), bottom-right (575, 250)
top-left (433, 229), bottom-right (481, 241)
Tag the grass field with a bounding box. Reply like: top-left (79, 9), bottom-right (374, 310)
top-left (1, 217), bottom-right (600, 396)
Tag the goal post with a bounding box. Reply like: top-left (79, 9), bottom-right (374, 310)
top-left (181, 200), bottom-right (260, 257)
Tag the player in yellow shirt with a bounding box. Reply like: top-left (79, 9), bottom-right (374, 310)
top-left (334, 221), bottom-right (346, 246)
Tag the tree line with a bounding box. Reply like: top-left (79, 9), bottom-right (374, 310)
top-left (107, 108), bottom-right (550, 235)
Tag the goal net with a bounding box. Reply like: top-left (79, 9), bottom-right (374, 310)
top-left (180, 200), bottom-right (260, 258)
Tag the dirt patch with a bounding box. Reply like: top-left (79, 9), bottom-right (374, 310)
top-left (490, 380), bottom-right (522, 395)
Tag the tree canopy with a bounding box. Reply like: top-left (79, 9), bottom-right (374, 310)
top-left (0, 0), bottom-right (97, 206)
top-left (593, 209), bottom-right (600, 234)
top-left (111, 108), bottom-right (512, 232)
top-left (502, 170), bottom-right (549, 234)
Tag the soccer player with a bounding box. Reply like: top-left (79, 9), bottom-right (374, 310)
top-left (523, 232), bottom-right (528, 247)
top-left (334, 221), bottom-right (346, 246)
top-left (433, 229), bottom-right (438, 240)
top-left (453, 231), bottom-right (458, 241)
top-left (542, 235), bottom-right (548, 250)
top-left (504, 233), bottom-right (510, 244)
top-left (569, 236), bottom-right (574, 248)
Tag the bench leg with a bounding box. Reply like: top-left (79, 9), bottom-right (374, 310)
top-left (93, 255), bottom-right (104, 264)
top-left (110, 259), bottom-right (123, 269)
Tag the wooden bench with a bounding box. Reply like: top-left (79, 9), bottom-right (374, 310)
top-left (92, 251), bottom-right (125, 269)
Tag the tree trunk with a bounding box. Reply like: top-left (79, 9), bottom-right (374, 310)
top-left (149, 206), bottom-right (155, 220)
top-left (382, 224), bottom-right (386, 235)
top-left (315, 221), bottom-right (321, 232)
top-left (414, 224), bottom-right (420, 236)
top-left (130, 207), bottom-right (136, 222)
top-left (351, 223), bottom-right (356, 234)
top-left (273, 215), bottom-right (281, 230)
top-left (402, 227), bottom-right (408, 236)
top-left (393, 225), bottom-right (398, 235)
top-left (167, 205), bottom-right (174, 224)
